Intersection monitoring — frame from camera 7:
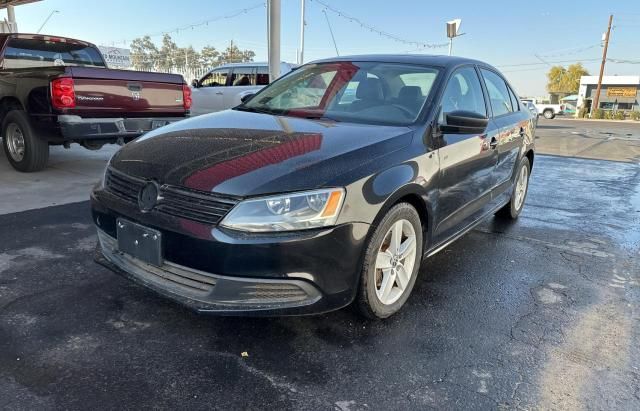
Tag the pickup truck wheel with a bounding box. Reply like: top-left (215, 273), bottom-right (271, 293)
top-left (543, 109), bottom-right (555, 119)
top-left (356, 203), bottom-right (423, 319)
top-left (496, 157), bottom-right (531, 220)
top-left (2, 110), bottom-right (49, 172)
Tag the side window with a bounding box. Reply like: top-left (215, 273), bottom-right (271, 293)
top-left (200, 69), bottom-right (229, 87)
top-left (508, 87), bottom-right (520, 111)
top-left (439, 66), bottom-right (487, 122)
top-left (256, 66), bottom-right (270, 85)
top-left (230, 67), bottom-right (257, 86)
top-left (481, 69), bottom-right (513, 116)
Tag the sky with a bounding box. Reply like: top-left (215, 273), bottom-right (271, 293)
top-left (6, 0), bottom-right (640, 96)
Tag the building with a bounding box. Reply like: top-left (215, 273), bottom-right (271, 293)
top-left (577, 75), bottom-right (640, 113)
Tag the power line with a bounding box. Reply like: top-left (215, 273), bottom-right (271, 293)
top-left (108, 3), bottom-right (265, 46)
top-left (308, 0), bottom-right (448, 49)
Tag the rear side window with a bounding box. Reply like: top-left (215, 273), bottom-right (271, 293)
top-left (481, 69), bottom-right (513, 117)
top-left (508, 87), bottom-right (520, 111)
top-left (3, 38), bottom-right (106, 69)
top-left (229, 67), bottom-right (256, 86)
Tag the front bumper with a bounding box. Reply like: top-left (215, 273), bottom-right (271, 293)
top-left (92, 193), bottom-right (370, 316)
top-left (58, 115), bottom-right (185, 140)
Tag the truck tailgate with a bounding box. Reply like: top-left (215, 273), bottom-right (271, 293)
top-left (68, 67), bottom-right (186, 117)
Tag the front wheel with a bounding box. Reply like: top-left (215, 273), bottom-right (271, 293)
top-left (496, 157), bottom-right (531, 220)
top-left (356, 203), bottom-right (423, 319)
top-left (543, 109), bottom-right (555, 119)
top-left (2, 110), bottom-right (49, 172)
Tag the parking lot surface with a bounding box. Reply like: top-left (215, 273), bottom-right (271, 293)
top-left (1, 121), bottom-right (640, 410)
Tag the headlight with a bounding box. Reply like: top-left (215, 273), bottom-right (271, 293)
top-left (220, 188), bottom-right (345, 232)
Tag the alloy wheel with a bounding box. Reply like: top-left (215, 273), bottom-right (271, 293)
top-left (374, 219), bottom-right (417, 305)
top-left (514, 164), bottom-right (528, 210)
top-left (6, 123), bottom-right (25, 162)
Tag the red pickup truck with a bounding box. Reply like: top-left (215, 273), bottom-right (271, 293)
top-left (0, 33), bottom-right (191, 172)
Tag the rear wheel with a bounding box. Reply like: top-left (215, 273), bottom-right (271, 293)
top-left (356, 203), bottom-right (423, 319)
top-left (2, 110), bottom-right (49, 172)
top-left (543, 109), bottom-right (555, 119)
top-left (496, 157), bottom-right (531, 220)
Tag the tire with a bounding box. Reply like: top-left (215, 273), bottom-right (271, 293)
top-left (356, 203), bottom-right (423, 319)
top-left (543, 109), bottom-right (555, 119)
top-left (496, 157), bottom-right (531, 220)
top-left (2, 110), bottom-right (49, 172)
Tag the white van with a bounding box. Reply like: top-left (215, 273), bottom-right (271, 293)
top-left (189, 62), bottom-right (295, 116)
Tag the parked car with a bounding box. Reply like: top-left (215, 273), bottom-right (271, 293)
top-left (0, 33), bottom-right (191, 172)
top-left (521, 98), bottom-right (564, 119)
top-left (92, 55), bottom-right (535, 318)
top-left (189, 62), bottom-right (295, 116)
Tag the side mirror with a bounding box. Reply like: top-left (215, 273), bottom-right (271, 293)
top-left (441, 110), bottom-right (488, 134)
top-left (191, 79), bottom-right (199, 88)
top-left (240, 93), bottom-right (255, 103)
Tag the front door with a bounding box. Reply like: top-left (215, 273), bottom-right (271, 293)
top-left (433, 66), bottom-right (499, 242)
top-left (190, 68), bottom-right (230, 116)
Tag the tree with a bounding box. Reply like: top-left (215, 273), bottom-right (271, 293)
top-left (546, 63), bottom-right (589, 94)
top-left (157, 34), bottom-right (179, 71)
top-left (130, 36), bottom-right (158, 70)
top-left (219, 41), bottom-right (255, 64)
top-left (200, 46), bottom-right (220, 69)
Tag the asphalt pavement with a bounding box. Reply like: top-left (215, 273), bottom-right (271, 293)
top-left (1, 119), bottom-right (640, 410)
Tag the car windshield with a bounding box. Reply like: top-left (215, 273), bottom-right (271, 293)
top-left (238, 61), bottom-right (440, 126)
top-left (3, 38), bottom-right (106, 69)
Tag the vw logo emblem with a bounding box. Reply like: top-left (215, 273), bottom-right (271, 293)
top-left (138, 182), bottom-right (159, 212)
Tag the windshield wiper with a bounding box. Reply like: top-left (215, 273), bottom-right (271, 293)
top-left (233, 106), bottom-right (280, 115)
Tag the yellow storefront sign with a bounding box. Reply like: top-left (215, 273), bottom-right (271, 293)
top-left (607, 87), bottom-right (637, 97)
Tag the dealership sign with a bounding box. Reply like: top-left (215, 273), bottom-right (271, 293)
top-left (98, 46), bottom-right (131, 68)
top-left (607, 87), bottom-right (636, 98)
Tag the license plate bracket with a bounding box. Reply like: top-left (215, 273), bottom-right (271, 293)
top-left (116, 218), bottom-right (163, 266)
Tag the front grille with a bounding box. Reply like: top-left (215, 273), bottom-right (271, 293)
top-left (98, 230), bottom-right (217, 296)
top-left (105, 168), bottom-right (238, 225)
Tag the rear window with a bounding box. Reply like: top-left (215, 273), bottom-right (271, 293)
top-left (3, 38), bottom-right (106, 69)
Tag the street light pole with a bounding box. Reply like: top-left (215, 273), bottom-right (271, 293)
top-left (591, 14), bottom-right (613, 116)
top-left (37, 10), bottom-right (60, 34)
top-left (267, 0), bottom-right (281, 81)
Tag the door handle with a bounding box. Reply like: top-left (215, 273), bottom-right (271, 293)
top-left (489, 137), bottom-right (498, 149)
top-left (215, 91), bottom-right (223, 95)
top-left (519, 128), bottom-right (525, 137)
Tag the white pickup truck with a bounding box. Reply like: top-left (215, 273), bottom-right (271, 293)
top-left (521, 98), bottom-right (564, 119)
top-left (190, 62), bottom-right (295, 116)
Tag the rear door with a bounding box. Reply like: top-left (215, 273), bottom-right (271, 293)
top-left (190, 68), bottom-right (230, 115)
top-left (479, 68), bottom-right (528, 193)
top-left (433, 66), bottom-right (500, 242)
top-left (69, 68), bottom-right (185, 117)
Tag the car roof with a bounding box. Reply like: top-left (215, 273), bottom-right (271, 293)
top-left (309, 54), bottom-right (497, 70)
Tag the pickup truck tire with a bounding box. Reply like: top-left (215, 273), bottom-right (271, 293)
top-left (542, 109), bottom-right (555, 119)
top-left (496, 157), bottom-right (531, 220)
top-left (2, 110), bottom-right (49, 172)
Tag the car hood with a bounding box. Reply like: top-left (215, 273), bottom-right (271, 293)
top-left (110, 110), bottom-right (414, 197)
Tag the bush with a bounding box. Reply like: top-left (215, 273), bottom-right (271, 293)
top-left (578, 107), bottom-right (588, 118)
top-left (614, 111), bottom-right (625, 120)
top-left (604, 110), bottom-right (615, 120)
top-left (631, 111), bottom-right (640, 121)
top-left (592, 109), bottom-right (605, 119)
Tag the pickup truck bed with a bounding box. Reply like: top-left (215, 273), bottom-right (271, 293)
top-left (0, 33), bottom-right (191, 172)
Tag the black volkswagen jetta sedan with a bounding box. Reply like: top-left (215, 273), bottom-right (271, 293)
top-left (92, 55), bottom-right (535, 318)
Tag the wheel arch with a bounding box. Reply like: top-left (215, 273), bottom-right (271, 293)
top-left (370, 184), bottom-right (433, 252)
top-left (525, 148), bottom-right (534, 171)
top-left (0, 97), bottom-right (24, 126)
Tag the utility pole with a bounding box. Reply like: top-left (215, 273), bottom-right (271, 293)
top-left (298, 0), bottom-right (306, 65)
top-left (592, 14), bottom-right (613, 116)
